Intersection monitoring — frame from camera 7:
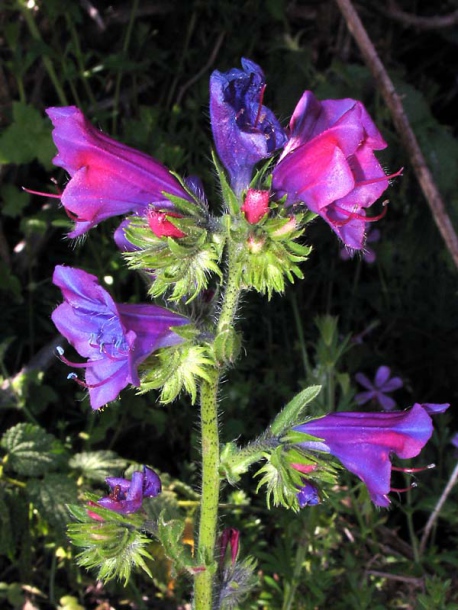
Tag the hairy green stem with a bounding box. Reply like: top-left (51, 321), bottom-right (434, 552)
top-left (194, 241), bottom-right (242, 609)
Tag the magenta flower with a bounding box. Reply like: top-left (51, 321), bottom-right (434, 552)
top-left (97, 466), bottom-right (161, 514)
top-left (46, 106), bottom-right (191, 237)
top-left (52, 266), bottom-right (188, 409)
top-left (219, 528), bottom-right (240, 567)
top-left (294, 404), bottom-right (436, 507)
top-left (210, 58), bottom-right (287, 195)
top-left (272, 91), bottom-right (395, 249)
top-left (355, 365), bottom-right (403, 411)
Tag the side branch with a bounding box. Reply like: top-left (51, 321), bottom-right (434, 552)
top-left (334, 0), bottom-right (458, 270)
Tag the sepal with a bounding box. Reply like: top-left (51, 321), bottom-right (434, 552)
top-left (270, 385), bottom-right (322, 436)
top-left (66, 497), bottom-right (153, 584)
top-left (139, 343), bottom-right (215, 404)
top-left (124, 215), bottom-right (224, 303)
top-left (234, 213), bottom-right (312, 298)
top-left (211, 150), bottom-right (240, 216)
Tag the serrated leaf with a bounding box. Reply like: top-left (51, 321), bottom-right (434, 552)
top-left (270, 386), bottom-right (322, 436)
top-left (1, 423), bottom-right (66, 476)
top-left (69, 451), bottom-right (127, 483)
top-left (27, 474), bottom-right (78, 534)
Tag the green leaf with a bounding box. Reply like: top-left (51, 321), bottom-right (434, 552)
top-left (1, 184), bottom-right (30, 218)
top-left (1, 423), bottom-right (66, 476)
top-left (27, 474), bottom-right (78, 535)
top-left (270, 386), bottom-right (322, 435)
top-left (0, 102), bottom-right (55, 168)
top-left (69, 451), bottom-right (127, 483)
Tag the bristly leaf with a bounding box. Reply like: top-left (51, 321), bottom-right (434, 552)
top-left (26, 474), bottom-right (78, 536)
top-left (270, 386), bottom-right (322, 436)
top-left (1, 423), bottom-right (67, 476)
top-left (156, 512), bottom-right (205, 575)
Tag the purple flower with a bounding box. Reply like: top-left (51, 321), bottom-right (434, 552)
top-left (210, 58), bottom-right (287, 195)
top-left (97, 466), bottom-right (161, 514)
top-left (297, 481), bottom-right (320, 508)
top-left (46, 106), bottom-right (191, 237)
top-left (294, 404), bottom-right (436, 507)
top-left (355, 365), bottom-right (403, 411)
top-left (51, 265), bottom-right (188, 409)
top-left (272, 91), bottom-right (397, 249)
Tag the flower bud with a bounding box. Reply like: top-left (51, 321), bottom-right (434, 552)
top-left (148, 210), bottom-right (186, 238)
top-left (241, 189), bottom-right (270, 224)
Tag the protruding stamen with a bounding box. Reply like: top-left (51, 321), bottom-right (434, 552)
top-left (355, 167), bottom-right (403, 189)
top-left (254, 84), bottom-right (266, 127)
top-left (392, 464), bottom-right (435, 473)
top-left (22, 186), bottom-right (62, 199)
top-left (391, 482), bottom-right (418, 493)
top-left (331, 203), bottom-right (388, 228)
top-left (56, 348), bottom-right (90, 369)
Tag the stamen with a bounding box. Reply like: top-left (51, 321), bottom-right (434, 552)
top-left (254, 84), bottom-right (266, 127)
top-left (355, 167), bottom-right (403, 188)
top-left (22, 186), bottom-right (62, 199)
top-left (56, 348), bottom-right (90, 369)
top-left (331, 203), bottom-right (388, 227)
top-left (392, 464), bottom-right (435, 473)
top-left (391, 482), bottom-right (418, 493)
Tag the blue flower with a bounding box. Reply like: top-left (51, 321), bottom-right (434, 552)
top-left (97, 466), bottom-right (161, 514)
top-left (210, 58), bottom-right (287, 195)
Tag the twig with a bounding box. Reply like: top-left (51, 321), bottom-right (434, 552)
top-left (366, 570), bottom-right (424, 586)
top-left (419, 461), bottom-right (458, 554)
top-left (176, 31), bottom-right (226, 107)
top-left (334, 0), bottom-right (458, 270)
top-left (384, 0), bottom-right (458, 31)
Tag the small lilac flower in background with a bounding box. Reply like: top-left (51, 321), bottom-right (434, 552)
top-left (46, 106), bottom-right (191, 237)
top-left (52, 266), bottom-right (189, 409)
top-left (340, 226), bottom-right (381, 263)
top-left (272, 91), bottom-right (400, 249)
top-left (355, 365), bottom-right (403, 411)
top-left (294, 403), bottom-right (438, 507)
top-left (96, 466), bottom-right (161, 514)
top-left (210, 58), bottom-right (287, 195)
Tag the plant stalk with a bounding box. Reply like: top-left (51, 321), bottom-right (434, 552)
top-left (193, 240), bottom-right (242, 610)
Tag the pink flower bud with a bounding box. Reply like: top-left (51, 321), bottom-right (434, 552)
top-left (241, 189), bottom-right (270, 224)
top-left (148, 210), bottom-right (186, 238)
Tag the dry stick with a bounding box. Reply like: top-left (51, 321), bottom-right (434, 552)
top-left (419, 461), bottom-right (458, 555)
top-left (334, 0), bottom-right (458, 270)
top-left (385, 1), bottom-right (458, 31)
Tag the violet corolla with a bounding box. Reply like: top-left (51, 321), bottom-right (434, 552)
top-left (210, 58), bottom-right (287, 195)
top-left (46, 106), bottom-right (191, 237)
top-left (293, 403), bottom-right (437, 507)
top-left (52, 266), bottom-right (189, 409)
top-left (97, 466), bottom-right (161, 514)
top-left (355, 365), bottom-right (403, 411)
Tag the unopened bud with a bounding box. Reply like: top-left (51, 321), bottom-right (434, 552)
top-left (241, 189), bottom-right (270, 224)
top-left (148, 210), bottom-right (186, 238)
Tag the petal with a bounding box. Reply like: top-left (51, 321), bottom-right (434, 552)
top-left (382, 377), bottom-right (404, 392)
top-left (354, 391), bottom-right (376, 406)
top-left (46, 106), bottom-right (189, 235)
top-left (374, 366), bottom-right (392, 388)
top-left (142, 466), bottom-right (162, 497)
top-left (421, 403), bottom-right (450, 415)
top-left (377, 393), bottom-right (397, 411)
top-left (273, 136), bottom-right (355, 211)
top-left (354, 372), bottom-right (375, 390)
top-left (297, 481), bottom-right (320, 507)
